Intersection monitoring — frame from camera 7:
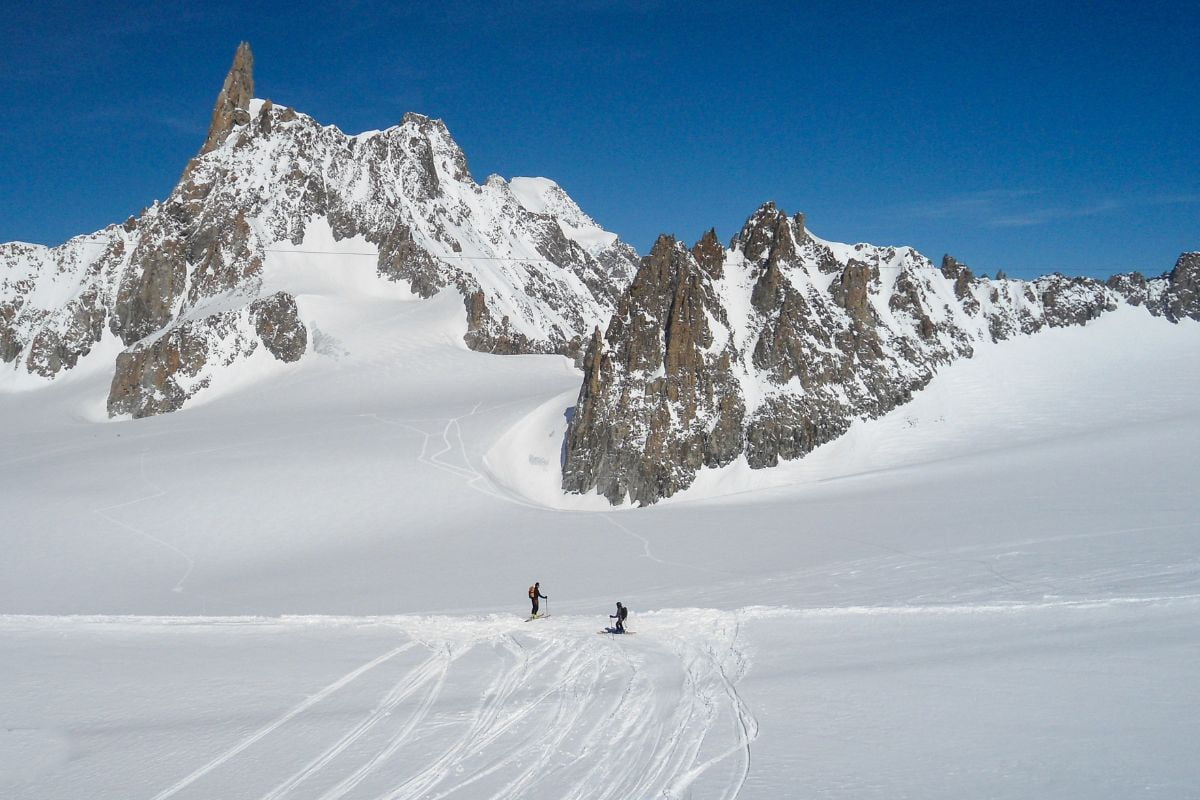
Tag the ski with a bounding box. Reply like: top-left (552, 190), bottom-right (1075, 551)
top-left (524, 614), bottom-right (551, 622)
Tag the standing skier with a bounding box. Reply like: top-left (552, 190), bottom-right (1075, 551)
top-left (610, 602), bottom-right (628, 633)
top-left (528, 581), bottom-right (547, 618)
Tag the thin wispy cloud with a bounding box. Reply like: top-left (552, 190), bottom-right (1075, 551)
top-left (989, 194), bottom-right (1200, 228)
top-left (988, 199), bottom-right (1123, 228)
top-left (895, 190), bottom-right (1041, 221)
top-left (896, 191), bottom-right (1200, 230)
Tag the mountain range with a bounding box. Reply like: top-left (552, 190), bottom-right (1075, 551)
top-left (2, 42), bottom-right (1196, 504)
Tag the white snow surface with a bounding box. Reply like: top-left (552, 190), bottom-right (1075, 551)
top-left (507, 176), bottom-right (620, 255)
top-left (1, 269), bottom-right (1198, 797)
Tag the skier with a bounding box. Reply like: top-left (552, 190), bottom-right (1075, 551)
top-left (528, 581), bottom-right (547, 618)
top-left (609, 601), bottom-right (628, 633)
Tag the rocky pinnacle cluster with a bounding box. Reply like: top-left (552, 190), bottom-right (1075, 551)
top-left (562, 205), bottom-right (1199, 504)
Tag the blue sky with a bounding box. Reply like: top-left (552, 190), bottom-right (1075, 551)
top-left (2, 0), bottom-right (1196, 279)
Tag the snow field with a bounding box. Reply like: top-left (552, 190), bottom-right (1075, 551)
top-left (3, 594), bottom-right (1196, 798)
top-left (738, 596), bottom-right (1200, 799)
top-left (1, 610), bottom-right (756, 800)
top-left (1, 247), bottom-right (1198, 796)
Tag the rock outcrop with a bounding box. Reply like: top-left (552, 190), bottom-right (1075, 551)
top-left (1, 44), bottom-right (637, 417)
top-left (1163, 252), bottom-right (1200, 322)
top-left (563, 203), bottom-right (1196, 505)
top-left (201, 42), bottom-right (254, 154)
top-left (1102, 252), bottom-right (1200, 323)
top-left (563, 236), bottom-right (744, 504)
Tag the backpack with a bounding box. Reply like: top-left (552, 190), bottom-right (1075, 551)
top-left (528, 585), bottom-right (537, 599)
top-left (619, 606), bottom-right (628, 621)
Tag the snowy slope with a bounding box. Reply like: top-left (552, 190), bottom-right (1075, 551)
top-left (1, 274), bottom-right (1198, 797)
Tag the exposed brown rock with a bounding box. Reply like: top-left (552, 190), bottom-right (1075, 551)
top-left (251, 292), bottom-right (307, 362)
top-left (112, 234), bottom-right (188, 345)
top-left (1165, 252), bottom-right (1200, 322)
top-left (3, 43), bottom-right (639, 422)
top-left (1106, 271), bottom-right (1150, 307)
top-left (25, 290), bottom-right (106, 377)
top-left (691, 228), bottom-right (725, 278)
top-left (108, 319), bottom-right (225, 418)
top-left (201, 42), bottom-right (254, 155)
top-left (563, 236), bottom-right (743, 505)
top-left (377, 220), bottom-right (449, 299)
top-left (0, 301), bottom-right (21, 363)
top-left (564, 205), bottom-right (1191, 506)
top-left (1037, 274), bottom-right (1114, 327)
top-left (830, 259), bottom-right (877, 328)
top-left (736, 202), bottom-right (793, 264)
top-left (1104, 253), bottom-right (1200, 322)
top-left (941, 254), bottom-right (979, 312)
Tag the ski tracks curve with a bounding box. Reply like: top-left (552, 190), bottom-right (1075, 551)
top-left (147, 612), bottom-right (758, 800)
top-left (148, 642), bottom-right (416, 800)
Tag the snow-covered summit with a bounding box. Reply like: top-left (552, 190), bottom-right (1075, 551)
top-left (0, 43), bottom-right (637, 417)
top-left (506, 176), bottom-right (620, 256)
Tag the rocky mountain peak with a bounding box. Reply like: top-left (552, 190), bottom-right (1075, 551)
top-left (563, 206), bottom-right (1200, 505)
top-left (1165, 251), bottom-right (1200, 321)
top-left (691, 228), bottom-right (725, 278)
top-left (1, 43), bottom-right (638, 418)
top-left (734, 201), bottom-right (794, 263)
top-left (562, 237), bottom-right (744, 505)
top-left (940, 254), bottom-right (976, 301)
top-left (1170, 251), bottom-right (1199, 288)
top-left (201, 41), bottom-right (255, 154)
top-left (939, 254), bottom-right (967, 278)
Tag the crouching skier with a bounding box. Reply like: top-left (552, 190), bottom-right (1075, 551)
top-left (609, 602), bottom-right (628, 633)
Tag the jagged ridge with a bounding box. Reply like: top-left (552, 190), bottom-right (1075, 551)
top-left (562, 203), bottom-right (1200, 506)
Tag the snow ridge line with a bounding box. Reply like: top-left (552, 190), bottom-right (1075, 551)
top-left (147, 642), bottom-right (416, 800)
top-left (359, 406), bottom-right (760, 583)
top-left (5, 593), bottom-right (1199, 632)
top-left (736, 593), bottom-right (1200, 619)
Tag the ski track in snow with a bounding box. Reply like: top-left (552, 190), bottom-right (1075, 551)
top-left (125, 613), bottom-right (759, 800)
top-left (91, 450), bottom-right (196, 593)
top-left (600, 512), bottom-right (738, 579)
top-left (258, 647), bottom-right (452, 800)
top-left (148, 642), bottom-right (417, 800)
top-left (357, 403), bottom-right (507, 497)
top-left (360, 408), bottom-right (738, 580)
top-left (8, 595), bottom-right (1199, 798)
